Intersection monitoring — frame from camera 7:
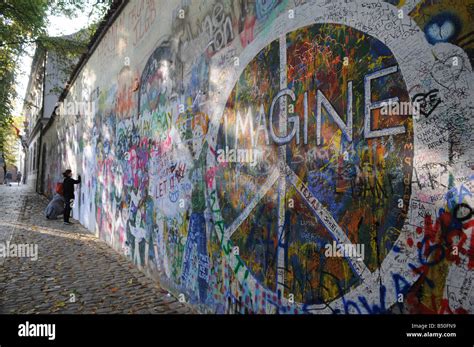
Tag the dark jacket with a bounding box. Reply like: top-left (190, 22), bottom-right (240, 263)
top-left (63, 175), bottom-right (81, 199)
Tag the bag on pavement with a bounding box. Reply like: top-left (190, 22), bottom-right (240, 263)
top-left (45, 194), bottom-right (65, 220)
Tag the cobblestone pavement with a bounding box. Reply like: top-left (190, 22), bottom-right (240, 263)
top-left (0, 184), bottom-right (195, 314)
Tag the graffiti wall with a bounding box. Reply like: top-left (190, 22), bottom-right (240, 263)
top-left (42, 0), bottom-right (474, 314)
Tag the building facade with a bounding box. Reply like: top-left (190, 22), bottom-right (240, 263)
top-left (23, 38), bottom-right (79, 192)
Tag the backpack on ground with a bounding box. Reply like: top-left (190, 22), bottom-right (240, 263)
top-left (55, 182), bottom-right (64, 196)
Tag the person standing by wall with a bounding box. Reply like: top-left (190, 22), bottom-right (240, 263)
top-left (62, 169), bottom-right (81, 225)
top-left (4, 171), bottom-right (12, 186)
top-left (16, 171), bottom-right (22, 185)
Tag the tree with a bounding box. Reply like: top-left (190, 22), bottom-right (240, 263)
top-left (0, 0), bottom-right (112, 163)
top-left (0, 115), bottom-right (22, 177)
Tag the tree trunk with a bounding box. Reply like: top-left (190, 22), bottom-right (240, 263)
top-left (1, 152), bottom-right (6, 181)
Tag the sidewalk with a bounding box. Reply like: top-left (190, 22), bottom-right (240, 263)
top-left (0, 184), bottom-right (194, 314)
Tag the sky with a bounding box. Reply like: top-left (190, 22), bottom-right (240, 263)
top-left (13, 5), bottom-right (98, 118)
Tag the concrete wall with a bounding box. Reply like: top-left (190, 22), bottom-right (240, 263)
top-left (41, 0), bottom-right (474, 314)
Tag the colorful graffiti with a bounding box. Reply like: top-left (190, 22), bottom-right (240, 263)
top-left (410, 0), bottom-right (474, 65)
top-left (212, 23), bottom-right (413, 308)
top-left (42, 0), bottom-right (473, 314)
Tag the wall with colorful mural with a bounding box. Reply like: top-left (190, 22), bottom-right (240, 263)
top-left (41, 0), bottom-right (474, 314)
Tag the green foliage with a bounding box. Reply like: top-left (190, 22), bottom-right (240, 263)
top-left (0, 0), bottom-right (111, 164)
top-left (0, 115), bottom-right (22, 174)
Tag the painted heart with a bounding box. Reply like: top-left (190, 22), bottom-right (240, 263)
top-left (412, 89), bottom-right (442, 117)
top-left (431, 55), bottom-right (464, 89)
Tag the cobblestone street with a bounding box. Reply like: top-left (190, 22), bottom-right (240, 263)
top-left (0, 184), bottom-right (194, 314)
